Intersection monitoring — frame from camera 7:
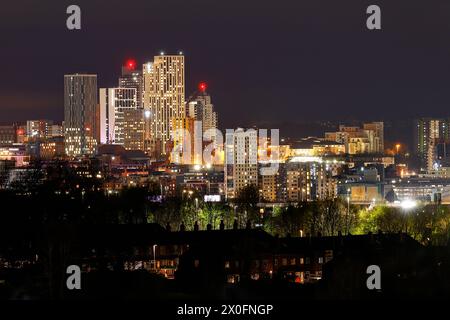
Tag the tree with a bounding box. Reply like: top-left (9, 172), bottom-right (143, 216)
top-left (117, 187), bottom-right (148, 224)
top-left (408, 205), bottom-right (433, 244)
top-left (431, 206), bottom-right (450, 245)
top-left (268, 204), bottom-right (308, 236)
top-left (199, 202), bottom-right (229, 230)
top-left (148, 197), bottom-right (183, 228)
top-left (321, 199), bottom-right (345, 236)
top-left (410, 204), bottom-right (450, 246)
top-left (356, 206), bottom-right (404, 234)
top-left (234, 184), bottom-right (260, 226)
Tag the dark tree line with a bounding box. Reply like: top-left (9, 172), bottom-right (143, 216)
top-left (265, 199), bottom-right (359, 237)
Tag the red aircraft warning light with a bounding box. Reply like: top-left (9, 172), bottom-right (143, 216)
top-left (125, 59), bottom-right (136, 70)
top-left (198, 82), bottom-right (207, 92)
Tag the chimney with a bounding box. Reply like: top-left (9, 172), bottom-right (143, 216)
top-left (233, 219), bottom-right (238, 230)
top-left (179, 223), bottom-right (186, 232)
top-left (207, 223), bottom-right (212, 231)
top-left (194, 221), bottom-right (199, 231)
top-left (219, 220), bottom-right (225, 231)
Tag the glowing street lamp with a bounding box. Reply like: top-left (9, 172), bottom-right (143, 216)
top-left (152, 244), bottom-right (157, 272)
top-left (346, 188), bottom-right (351, 235)
top-left (400, 199), bottom-right (417, 234)
top-left (400, 199), bottom-right (417, 210)
top-left (395, 144), bottom-right (401, 155)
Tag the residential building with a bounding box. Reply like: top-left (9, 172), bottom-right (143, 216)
top-left (64, 74), bottom-right (98, 157)
top-left (225, 128), bottom-right (258, 199)
top-left (143, 54), bottom-right (185, 156)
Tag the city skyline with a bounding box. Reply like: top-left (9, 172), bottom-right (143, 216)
top-left (2, 0), bottom-right (450, 126)
top-left (3, 1), bottom-right (450, 303)
top-left (1, 50), bottom-right (447, 152)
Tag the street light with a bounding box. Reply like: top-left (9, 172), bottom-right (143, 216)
top-left (400, 199), bottom-right (417, 234)
top-left (395, 144), bottom-right (401, 155)
top-left (152, 244), bottom-right (157, 272)
top-left (400, 199), bottom-right (417, 210)
top-left (346, 188), bottom-right (351, 235)
top-left (195, 198), bottom-right (199, 221)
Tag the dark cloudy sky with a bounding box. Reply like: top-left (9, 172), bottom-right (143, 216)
top-left (1, 0), bottom-right (450, 128)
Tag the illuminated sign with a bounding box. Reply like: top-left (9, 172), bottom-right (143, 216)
top-left (204, 195), bottom-right (221, 202)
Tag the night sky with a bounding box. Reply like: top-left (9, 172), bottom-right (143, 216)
top-left (1, 0), bottom-right (450, 129)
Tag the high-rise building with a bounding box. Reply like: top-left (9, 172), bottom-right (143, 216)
top-left (64, 74), bottom-right (98, 157)
top-left (363, 122), bottom-right (384, 153)
top-left (49, 124), bottom-right (64, 137)
top-left (119, 59), bottom-right (143, 109)
top-left (99, 88), bottom-right (114, 145)
top-left (39, 136), bottom-right (65, 160)
top-left (170, 116), bottom-right (195, 165)
top-left (415, 118), bottom-right (450, 171)
top-left (16, 125), bottom-right (26, 144)
top-left (258, 163), bottom-right (286, 203)
top-left (436, 140), bottom-right (450, 168)
top-left (186, 82), bottom-right (218, 140)
top-left (26, 120), bottom-right (53, 140)
top-left (325, 122), bottom-right (384, 155)
top-left (285, 158), bottom-right (337, 202)
top-left (122, 108), bottom-right (145, 151)
top-left (258, 162), bottom-right (288, 203)
top-left (99, 88), bottom-right (144, 150)
top-left (143, 54), bottom-right (185, 156)
top-left (224, 128), bottom-right (258, 199)
top-left (0, 125), bottom-right (17, 146)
